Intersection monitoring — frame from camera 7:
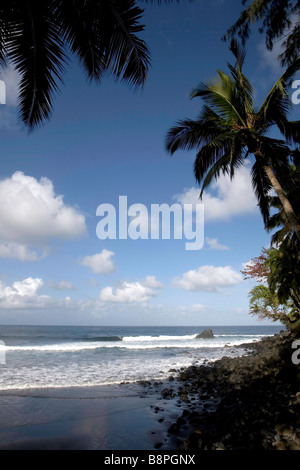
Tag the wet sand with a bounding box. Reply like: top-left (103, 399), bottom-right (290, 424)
top-left (0, 383), bottom-right (183, 450)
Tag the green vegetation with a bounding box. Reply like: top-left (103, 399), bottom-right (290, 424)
top-left (243, 248), bottom-right (300, 332)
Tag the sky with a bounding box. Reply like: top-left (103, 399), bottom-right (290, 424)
top-left (0, 0), bottom-right (297, 326)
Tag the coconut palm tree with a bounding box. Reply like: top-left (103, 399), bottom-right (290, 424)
top-left (0, 0), bottom-right (153, 130)
top-left (165, 40), bottom-right (300, 241)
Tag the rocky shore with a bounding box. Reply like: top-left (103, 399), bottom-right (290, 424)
top-left (156, 331), bottom-right (300, 450)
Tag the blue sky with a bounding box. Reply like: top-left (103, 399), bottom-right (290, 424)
top-left (0, 0), bottom-right (296, 326)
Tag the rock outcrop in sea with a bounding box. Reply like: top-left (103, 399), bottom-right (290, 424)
top-left (195, 329), bottom-right (214, 339)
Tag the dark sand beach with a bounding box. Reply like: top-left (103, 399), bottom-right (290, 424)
top-left (0, 384), bottom-right (180, 450)
top-left (0, 330), bottom-right (299, 451)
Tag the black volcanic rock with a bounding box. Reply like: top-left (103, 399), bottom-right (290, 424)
top-left (195, 329), bottom-right (214, 339)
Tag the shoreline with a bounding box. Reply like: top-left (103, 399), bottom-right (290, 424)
top-left (0, 330), bottom-right (298, 450)
top-left (0, 382), bottom-right (173, 450)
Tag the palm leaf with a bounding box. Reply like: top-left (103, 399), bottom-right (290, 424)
top-left (0, 0), bottom-right (151, 129)
top-left (165, 118), bottom-right (206, 154)
top-left (251, 159), bottom-right (273, 224)
top-left (5, 1), bottom-right (66, 129)
top-left (58, 0), bottom-right (107, 82)
top-left (165, 107), bottom-right (227, 154)
top-left (98, 0), bottom-right (149, 88)
top-left (276, 120), bottom-right (300, 145)
top-left (258, 55), bottom-right (300, 126)
top-left (0, 6), bottom-right (8, 65)
top-left (227, 40), bottom-right (254, 117)
top-left (198, 151), bottom-right (231, 198)
top-left (193, 131), bottom-right (235, 183)
top-left (191, 72), bottom-right (247, 127)
top-left (60, 0), bottom-right (150, 88)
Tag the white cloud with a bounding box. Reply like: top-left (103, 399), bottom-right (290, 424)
top-left (99, 276), bottom-right (162, 303)
top-left (81, 250), bottom-right (116, 274)
top-left (11, 277), bottom-right (43, 296)
top-left (205, 237), bottom-right (230, 251)
top-left (99, 281), bottom-right (157, 303)
top-left (0, 277), bottom-right (50, 308)
top-left (0, 242), bottom-right (42, 261)
top-left (174, 165), bottom-right (258, 222)
top-left (0, 172), bottom-right (87, 260)
top-left (140, 275), bottom-right (163, 289)
top-left (173, 265), bottom-right (243, 292)
top-left (0, 277), bottom-right (94, 313)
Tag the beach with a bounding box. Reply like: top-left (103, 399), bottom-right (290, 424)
top-left (0, 325), bottom-right (298, 451)
top-left (0, 383), bottom-right (180, 450)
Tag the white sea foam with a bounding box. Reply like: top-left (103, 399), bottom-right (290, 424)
top-left (0, 326), bottom-right (280, 391)
top-left (0, 334), bottom-right (264, 352)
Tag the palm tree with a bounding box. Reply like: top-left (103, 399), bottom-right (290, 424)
top-left (165, 40), bottom-right (300, 241)
top-left (0, 0), bottom-right (152, 130)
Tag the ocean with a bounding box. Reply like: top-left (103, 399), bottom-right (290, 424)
top-left (0, 324), bottom-right (283, 392)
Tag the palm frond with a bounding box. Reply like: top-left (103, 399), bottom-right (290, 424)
top-left (229, 38), bottom-right (247, 67)
top-left (258, 56), bottom-right (300, 129)
top-left (191, 72), bottom-right (247, 127)
top-left (61, 0), bottom-right (150, 88)
top-left (165, 106), bottom-right (226, 154)
top-left (277, 120), bottom-right (300, 145)
top-left (5, 1), bottom-right (66, 130)
top-left (227, 40), bottom-right (254, 117)
top-left (102, 0), bottom-right (150, 88)
top-left (0, 0), bottom-right (151, 129)
top-left (193, 131), bottom-right (235, 183)
top-left (165, 118), bottom-right (204, 154)
top-left (58, 0), bottom-right (107, 82)
top-left (198, 151), bottom-right (231, 198)
top-left (229, 129), bottom-right (248, 178)
top-left (251, 159), bottom-right (273, 224)
top-left (0, 7), bottom-right (8, 65)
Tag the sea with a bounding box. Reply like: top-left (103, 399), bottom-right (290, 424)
top-left (0, 324), bottom-right (283, 392)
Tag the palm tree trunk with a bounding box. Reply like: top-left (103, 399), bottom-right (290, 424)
top-left (262, 162), bottom-right (300, 242)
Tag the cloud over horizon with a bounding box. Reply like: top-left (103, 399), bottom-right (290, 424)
top-left (99, 276), bottom-right (162, 303)
top-left (173, 265), bottom-right (243, 292)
